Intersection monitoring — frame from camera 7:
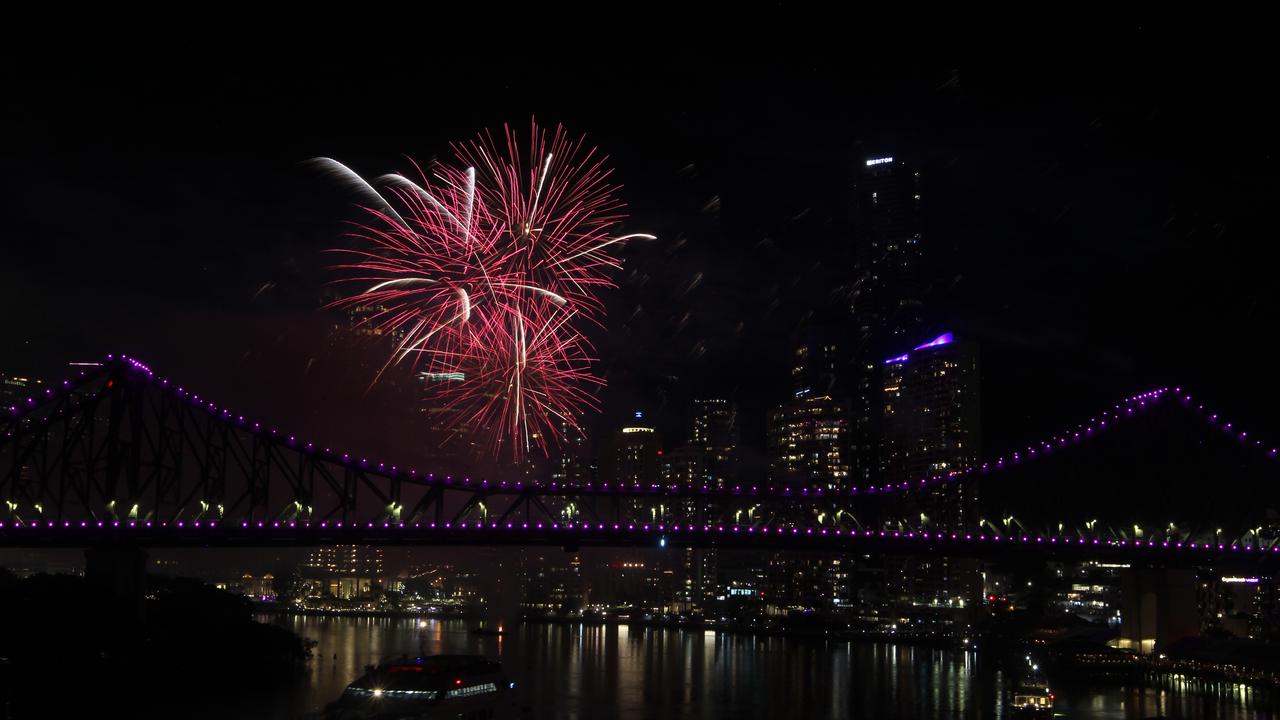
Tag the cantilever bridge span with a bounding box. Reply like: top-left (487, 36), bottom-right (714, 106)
top-left (3, 355), bottom-right (1278, 564)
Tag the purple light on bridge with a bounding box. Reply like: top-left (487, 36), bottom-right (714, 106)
top-left (9, 360), bottom-right (1275, 533)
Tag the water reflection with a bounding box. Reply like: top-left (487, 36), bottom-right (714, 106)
top-left (260, 615), bottom-right (1269, 719)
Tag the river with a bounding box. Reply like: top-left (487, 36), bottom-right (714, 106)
top-left (227, 615), bottom-right (1270, 719)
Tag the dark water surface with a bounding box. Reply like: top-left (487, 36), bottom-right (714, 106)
top-left (217, 615), bottom-right (1271, 719)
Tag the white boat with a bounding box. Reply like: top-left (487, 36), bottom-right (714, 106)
top-left (324, 654), bottom-right (519, 719)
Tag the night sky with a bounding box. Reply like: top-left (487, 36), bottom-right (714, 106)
top-left (3, 41), bottom-right (1278, 480)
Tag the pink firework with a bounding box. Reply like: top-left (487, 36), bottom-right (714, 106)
top-left (315, 121), bottom-right (652, 459)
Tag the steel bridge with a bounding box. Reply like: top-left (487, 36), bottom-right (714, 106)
top-left (3, 354), bottom-right (1278, 564)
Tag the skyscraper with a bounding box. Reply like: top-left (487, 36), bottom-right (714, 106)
top-left (849, 155), bottom-right (927, 486)
top-left (850, 155), bottom-right (926, 338)
top-left (677, 546), bottom-right (719, 611)
top-left (665, 398), bottom-right (739, 488)
top-left (790, 330), bottom-right (844, 400)
top-left (550, 420), bottom-right (594, 487)
top-left (880, 332), bottom-right (981, 529)
top-left (690, 398), bottom-right (738, 450)
top-left (767, 332), bottom-right (852, 489)
top-left (767, 395), bottom-right (851, 488)
top-left (599, 411), bottom-right (663, 486)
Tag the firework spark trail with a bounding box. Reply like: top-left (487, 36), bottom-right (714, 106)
top-left (317, 120), bottom-right (649, 460)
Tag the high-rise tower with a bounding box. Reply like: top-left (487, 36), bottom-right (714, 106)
top-left (849, 155), bottom-right (927, 486)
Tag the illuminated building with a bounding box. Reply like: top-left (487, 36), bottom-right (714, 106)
top-left (850, 156), bottom-right (926, 333)
top-left (790, 332), bottom-right (844, 400)
top-left (645, 400), bottom-right (737, 611)
top-left (771, 331), bottom-right (851, 488)
top-left (550, 419), bottom-right (594, 487)
top-left (240, 573), bottom-right (276, 601)
top-left (599, 411), bottom-right (663, 486)
top-left (416, 371), bottom-right (491, 478)
top-left (767, 395), bottom-right (850, 488)
top-left (881, 553), bottom-right (981, 633)
top-left (1200, 573), bottom-right (1280, 641)
top-left (664, 398), bottom-right (739, 488)
top-left (1, 371), bottom-right (46, 501)
top-left (691, 398), bottom-right (738, 453)
top-left (0, 371), bottom-right (43, 410)
top-left (519, 550), bottom-right (587, 612)
top-left (876, 332), bottom-right (981, 615)
top-left (1048, 561), bottom-right (1123, 625)
top-left (849, 155), bottom-right (926, 486)
top-left (763, 553), bottom-right (851, 614)
top-left (341, 302), bottom-right (407, 341)
top-left (880, 332), bottom-right (981, 529)
top-left (677, 547), bottom-right (719, 610)
top-left (591, 557), bottom-right (676, 610)
top-left (300, 545), bottom-right (386, 599)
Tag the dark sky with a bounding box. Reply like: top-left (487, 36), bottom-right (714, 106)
top-left (3, 40), bottom-right (1278, 477)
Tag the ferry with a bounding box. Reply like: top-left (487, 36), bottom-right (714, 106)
top-left (324, 654), bottom-right (519, 719)
top-left (1010, 656), bottom-right (1055, 719)
top-left (1010, 689), bottom-right (1054, 718)
top-left (1010, 677), bottom-right (1055, 718)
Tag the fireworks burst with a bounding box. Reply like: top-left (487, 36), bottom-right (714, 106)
top-left (316, 121), bottom-right (652, 460)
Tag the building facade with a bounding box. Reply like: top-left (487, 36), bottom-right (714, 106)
top-left (767, 395), bottom-right (851, 489)
top-left (599, 412), bottom-right (663, 486)
top-left (550, 420), bottom-right (594, 487)
top-left (880, 333), bottom-right (980, 529)
top-left (300, 545), bottom-right (386, 599)
top-left (664, 398), bottom-right (739, 488)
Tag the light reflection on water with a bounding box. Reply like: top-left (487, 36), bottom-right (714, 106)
top-left (259, 615), bottom-right (1270, 719)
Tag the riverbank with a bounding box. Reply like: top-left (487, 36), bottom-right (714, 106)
top-left (254, 602), bottom-right (485, 620)
top-left (1043, 640), bottom-right (1280, 692)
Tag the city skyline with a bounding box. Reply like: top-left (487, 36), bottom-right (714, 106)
top-left (4, 36), bottom-right (1280, 720)
top-left (3, 48), bottom-right (1277, 475)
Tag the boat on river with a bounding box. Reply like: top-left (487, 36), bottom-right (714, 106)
top-left (324, 654), bottom-right (518, 719)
